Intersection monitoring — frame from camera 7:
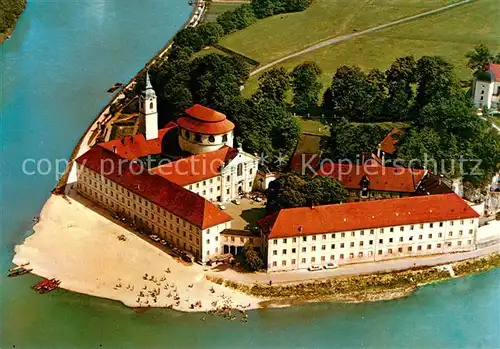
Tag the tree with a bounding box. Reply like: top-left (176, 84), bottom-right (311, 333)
top-left (173, 27), bottom-right (205, 52)
top-left (324, 118), bottom-right (388, 161)
top-left (266, 173), bottom-right (347, 212)
top-left (466, 43), bottom-right (494, 71)
top-left (242, 246), bottom-right (264, 271)
top-left (216, 4), bottom-right (257, 34)
top-left (385, 56), bottom-right (416, 120)
top-left (253, 67), bottom-right (291, 104)
top-left (414, 56), bottom-right (461, 111)
top-left (196, 22), bottom-right (225, 46)
top-left (328, 66), bottom-right (373, 121)
top-left (365, 69), bottom-right (388, 120)
top-left (291, 61), bottom-right (322, 114)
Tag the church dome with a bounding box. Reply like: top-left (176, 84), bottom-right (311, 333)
top-left (176, 104), bottom-right (235, 135)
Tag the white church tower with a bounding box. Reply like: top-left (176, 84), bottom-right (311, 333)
top-left (139, 71), bottom-right (158, 140)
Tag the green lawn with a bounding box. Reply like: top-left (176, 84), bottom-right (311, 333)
top-left (242, 0), bottom-right (500, 97)
top-left (219, 0), bottom-right (459, 65)
top-left (203, 2), bottom-right (243, 23)
top-left (298, 118), bottom-right (330, 136)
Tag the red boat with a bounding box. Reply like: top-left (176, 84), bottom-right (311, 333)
top-left (33, 279), bottom-right (61, 294)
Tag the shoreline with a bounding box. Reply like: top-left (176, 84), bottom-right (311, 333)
top-left (0, 0), bottom-right (27, 45)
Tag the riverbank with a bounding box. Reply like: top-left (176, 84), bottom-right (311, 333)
top-left (13, 190), bottom-right (261, 313)
top-left (0, 0), bottom-right (26, 44)
top-left (209, 253), bottom-right (500, 308)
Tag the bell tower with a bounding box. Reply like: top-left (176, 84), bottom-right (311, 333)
top-left (139, 71), bottom-right (158, 140)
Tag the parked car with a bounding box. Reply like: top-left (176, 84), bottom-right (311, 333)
top-left (323, 262), bottom-right (338, 270)
top-left (180, 251), bottom-right (195, 263)
top-left (307, 265), bottom-right (322, 271)
top-left (254, 197), bottom-right (263, 202)
top-left (217, 204), bottom-right (226, 210)
top-left (160, 239), bottom-right (167, 246)
top-left (231, 199), bottom-right (240, 205)
top-left (149, 234), bottom-right (160, 242)
top-left (166, 241), bottom-right (173, 248)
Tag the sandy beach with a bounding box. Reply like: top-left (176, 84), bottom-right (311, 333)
top-left (13, 188), bottom-right (262, 313)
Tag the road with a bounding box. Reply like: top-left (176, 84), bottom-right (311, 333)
top-left (250, 0), bottom-right (473, 76)
top-left (209, 241), bottom-right (499, 285)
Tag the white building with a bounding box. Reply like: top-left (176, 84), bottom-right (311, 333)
top-left (473, 63), bottom-right (500, 110)
top-left (259, 193), bottom-right (480, 273)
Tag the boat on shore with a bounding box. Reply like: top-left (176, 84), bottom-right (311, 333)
top-left (8, 267), bottom-right (33, 277)
top-left (107, 83), bottom-right (123, 93)
top-left (33, 279), bottom-right (61, 294)
top-left (9, 262), bottom-right (30, 272)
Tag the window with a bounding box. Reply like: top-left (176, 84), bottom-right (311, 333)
top-left (321, 256), bottom-right (326, 261)
top-left (341, 233), bottom-right (345, 238)
top-left (439, 222), bottom-right (443, 227)
top-left (388, 249), bottom-right (393, 254)
top-left (302, 247), bottom-right (306, 252)
top-left (398, 247), bottom-right (403, 252)
top-left (449, 231), bottom-right (453, 237)
top-left (331, 244), bottom-right (335, 249)
top-left (283, 238), bottom-right (287, 244)
top-left (350, 242), bottom-right (354, 247)
top-left (390, 227), bottom-right (394, 233)
top-left (430, 223), bottom-right (434, 228)
top-left (409, 236), bottom-right (413, 241)
top-left (237, 164), bottom-right (243, 176)
top-left (282, 249), bottom-right (287, 255)
top-left (272, 261), bottom-right (277, 267)
top-left (427, 244), bottom-right (432, 249)
top-left (322, 245), bottom-right (326, 250)
top-left (457, 241), bottom-right (462, 246)
top-left (410, 225), bottom-right (414, 231)
top-left (400, 227), bottom-right (404, 232)
top-left (360, 231), bottom-right (365, 236)
top-left (340, 243), bottom-right (344, 248)
top-left (469, 229), bottom-right (473, 235)
top-left (438, 233), bottom-right (442, 238)
top-left (399, 237), bottom-right (403, 242)
top-left (312, 236), bottom-right (316, 241)
top-left (419, 235), bottom-right (423, 240)
top-left (291, 259), bottom-right (296, 265)
top-left (468, 240), bottom-right (472, 245)
top-left (324, 234), bottom-right (327, 240)
top-left (331, 234), bottom-right (336, 239)
top-left (378, 239), bottom-right (383, 244)
top-left (303, 236), bottom-right (307, 242)
top-left (351, 232), bottom-right (355, 237)
top-left (330, 255), bottom-right (335, 260)
top-left (311, 257), bottom-right (316, 263)
top-left (301, 258), bottom-right (306, 264)
top-left (349, 253), bottom-right (354, 259)
top-left (389, 238), bottom-right (393, 243)
top-left (206, 239), bottom-right (210, 244)
top-left (195, 134), bottom-right (202, 142)
top-left (437, 243), bottom-right (442, 248)
top-left (340, 254), bottom-right (344, 259)
top-left (249, 169), bottom-right (253, 175)
top-left (312, 246), bottom-right (316, 252)
top-left (359, 241), bottom-right (364, 246)
top-left (222, 134), bottom-right (228, 142)
top-left (459, 230), bottom-right (463, 236)
top-left (273, 239), bottom-right (277, 245)
top-left (408, 247), bottom-right (412, 252)
top-left (292, 248), bottom-right (296, 253)
top-left (292, 238), bottom-right (296, 243)
top-left (460, 220), bottom-right (464, 225)
top-left (378, 250), bottom-right (383, 255)
top-left (208, 135), bottom-right (215, 143)
top-left (450, 221), bottom-right (454, 226)
top-left (447, 242), bottom-right (452, 247)
top-left (417, 245), bottom-right (422, 251)
top-left (226, 176), bottom-right (230, 182)
top-left (369, 240), bottom-right (373, 245)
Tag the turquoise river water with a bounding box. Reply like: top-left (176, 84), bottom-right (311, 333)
top-left (0, 1), bottom-right (499, 348)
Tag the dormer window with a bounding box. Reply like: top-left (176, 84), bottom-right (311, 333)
top-left (222, 134), bottom-right (228, 142)
top-left (195, 134), bottom-right (202, 143)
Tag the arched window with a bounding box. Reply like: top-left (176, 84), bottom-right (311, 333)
top-left (237, 163), bottom-right (243, 176)
top-left (208, 135), bottom-right (215, 143)
top-left (149, 102), bottom-right (154, 109)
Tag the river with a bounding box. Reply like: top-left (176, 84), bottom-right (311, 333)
top-left (0, 0), bottom-right (499, 348)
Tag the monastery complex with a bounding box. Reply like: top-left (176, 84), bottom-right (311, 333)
top-left (75, 74), bottom-right (481, 271)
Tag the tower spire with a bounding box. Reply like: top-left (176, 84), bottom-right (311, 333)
top-left (146, 70), bottom-right (153, 90)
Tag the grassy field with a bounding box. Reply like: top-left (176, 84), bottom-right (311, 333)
top-left (219, 0), bottom-right (459, 65)
top-left (241, 0), bottom-right (500, 97)
top-left (203, 2), bottom-right (244, 23)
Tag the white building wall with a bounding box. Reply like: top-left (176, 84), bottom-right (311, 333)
top-left (76, 163), bottom-right (229, 263)
top-left (266, 218), bottom-right (479, 273)
top-left (178, 128), bottom-right (234, 154)
top-left (184, 152), bottom-right (259, 202)
top-left (473, 80), bottom-right (494, 108)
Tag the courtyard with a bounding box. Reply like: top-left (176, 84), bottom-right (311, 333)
top-left (223, 197), bottom-right (268, 231)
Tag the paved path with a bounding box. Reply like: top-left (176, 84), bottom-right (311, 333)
top-left (250, 0), bottom-right (473, 76)
top-left (209, 241), bottom-right (499, 285)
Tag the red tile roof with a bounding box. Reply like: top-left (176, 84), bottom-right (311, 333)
top-left (177, 105), bottom-right (235, 135)
top-left (488, 63), bottom-right (500, 82)
top-left (378, 128), bottom-right (402, 155)
top-left (151, 146), bottom-right (239, 186)
top-left (316, 163), bottom-right (427, 193)
top-left (259, 193), bottom-right (479, 239)
top-left (75, 146), bottom-right (232, 229)
top-left (185, 104), bottom-right (227, 122)
top-left (290, 153), bottom-right (320, 174)
top-left (98, 122), bottom-right (178, 160)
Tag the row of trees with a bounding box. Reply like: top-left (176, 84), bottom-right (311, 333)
top-left (322, 56), bottom-right (464, 122)
top-left (172, 0), bottom-right (313, 54)
top-left (465, 43), bottom-right (500, 71)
